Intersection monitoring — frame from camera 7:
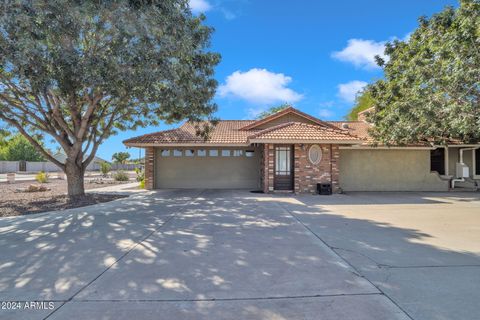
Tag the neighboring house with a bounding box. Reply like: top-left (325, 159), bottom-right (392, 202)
top-left (52, 152), bottom-right (109, 171)
top-left (123, 107), bottom-right (480, 193)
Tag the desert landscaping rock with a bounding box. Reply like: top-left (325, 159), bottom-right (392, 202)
top-left (0, 179), bottom-right (130, 217)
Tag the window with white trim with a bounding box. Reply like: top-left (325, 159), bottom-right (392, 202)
top-left (209, 149), bottom-right (218, 157)
top-left (308, 145), bottom-right (322, 165)
top-left (173, 149), bottom-right (182, 157)
top-left (221, 150), bottom-right (231, 157)
top-left (233, 150), bottom-right (243, 157)
top-left (185, 150), bottom-right (194, 157)
top-left (197, 149), bottom-right (206, 157)
top-left (160, 150), bottom-right (170, 157)
top-left (245, 150), bottom-right (255, 157)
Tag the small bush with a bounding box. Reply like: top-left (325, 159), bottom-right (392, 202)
top-left (35, 171), bottom-right (49, 183)
top-left (100, 162), bottom-right (111, 177)
top-left (135, 168), bottom-right (145, 182)
top-left (113, 170), bottom-right (129, 181)
top-left (139, 179), bottom-right (145, 189)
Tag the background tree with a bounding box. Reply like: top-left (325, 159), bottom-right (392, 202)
top-left (369, 0), bottom-right (480, 145)
top-left (0, 134), bottom-right (45, 161)
top-left (0, 128), bottom-right (9, 148)
top-left (112, 152), bottom-right (131, 164)
top-left (0, 0), bottom-right (220, 197)
top-left (256, 103), bottom-right (290, 119)
top-left (345, 91), bottom-right (375, 120)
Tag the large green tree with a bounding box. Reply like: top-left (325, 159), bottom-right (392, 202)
top-left (369, 0), bottom-right (479, 145)
top-left (0, 0), bottom-right (220, 196)
top-left (0, 134), bottom-right (45, 161)
top-left (112, 152), bottom-right (130, 164)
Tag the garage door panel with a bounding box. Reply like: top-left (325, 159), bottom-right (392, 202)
top-left (155, 147), bottom-right (261, 189)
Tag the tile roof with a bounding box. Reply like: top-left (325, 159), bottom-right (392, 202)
top-left (248, 122), bottom-right (361, 142)
top-left (329, 121), bottom-right (373, 144)
top-left (240, 106), bottom-right (340, 131)
top-left (124, 120), bottom-right (362, 146)
top-left (123, 120), bottom-right (257, 145)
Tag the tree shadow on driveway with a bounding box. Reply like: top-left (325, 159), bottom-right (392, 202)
top-left (0, 190), bottom-right (479, 320)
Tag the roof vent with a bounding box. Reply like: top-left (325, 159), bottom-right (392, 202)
top-left (341, 123), bottom-right (349, 129)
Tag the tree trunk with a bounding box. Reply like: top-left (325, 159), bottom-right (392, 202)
top-left (65, 161), bottom-right (85, 198)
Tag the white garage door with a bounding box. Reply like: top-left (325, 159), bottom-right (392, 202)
top-left (154, 147), bottom-right (261, 189)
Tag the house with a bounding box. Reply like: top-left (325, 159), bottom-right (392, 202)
top-left (52, 152), bottom-right (110, 171)
top-left (123, 107), bottom-right (480, 193)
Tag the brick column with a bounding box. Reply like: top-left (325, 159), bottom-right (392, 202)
top-left (294, 144), bottom-right (301, 193)
top-left (261, 144), bottom-right (275, 193)
top-left (331, 145), bottom-right (340, 193)
top-left (267, 144), bottom-right (275, 192)
top-left (144, 147), bottom-right (155, 190)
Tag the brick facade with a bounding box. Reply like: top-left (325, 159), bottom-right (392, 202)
top-left (144, 147), bottom-right (155, 190)
top-left (261, 143), bottom-right (340, 194)
top-left (261, 144), bottom-right (275, 193)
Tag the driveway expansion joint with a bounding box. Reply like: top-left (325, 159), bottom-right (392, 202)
top-left (71, 292), bottom-right (385, 303)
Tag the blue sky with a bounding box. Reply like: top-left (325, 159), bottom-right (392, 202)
top-left (67, 0), bottom-right (460, 160)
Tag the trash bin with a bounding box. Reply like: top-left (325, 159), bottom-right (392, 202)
top-left (317, 183), bottom-right (332, 195)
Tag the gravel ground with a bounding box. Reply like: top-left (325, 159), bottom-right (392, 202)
top-left (0, 179), bottom-right (130, 217)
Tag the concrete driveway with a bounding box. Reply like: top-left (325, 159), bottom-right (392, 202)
top-left (1, 190), bottom-right (479, 319)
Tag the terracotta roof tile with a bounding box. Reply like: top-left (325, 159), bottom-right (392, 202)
top-left (123, 120), bottom-right (364, 146)
top-left (328, 121), bottom-right (373, 144)
top-left (123, 120), bottom-right (256, 145)
top-left (249, 122), bottom-right (361, 142)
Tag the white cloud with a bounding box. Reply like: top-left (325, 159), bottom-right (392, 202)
top-left (337, 81), bottom-right (367, 103)
top-left (218, 68), bottom-right (303, 104)
top-left (221, 8), bottom-right (236, 20)
top-left (189, 0), bottom-right (212, 13)
top-left (318, 100), bottom-right (334, 108)
top-left (318, 109), bottom-right (334, 119)
top-left (332, 39), bottom-right (386, 70)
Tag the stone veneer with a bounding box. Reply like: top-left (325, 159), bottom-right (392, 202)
top-left (261, 143), bottom-right (340, 194)
top-left (144, 147), bottom-right (155, 190)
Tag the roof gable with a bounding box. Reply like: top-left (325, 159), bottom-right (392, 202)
top-left (248, 121), bottom-right (361, 143)
top-left (240, 107), bottom-right (339, 131)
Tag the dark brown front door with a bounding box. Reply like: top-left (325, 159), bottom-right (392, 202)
top-left (274, 145), bottom-right (294, 190)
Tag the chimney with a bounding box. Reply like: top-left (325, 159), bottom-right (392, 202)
top-left (357, 107), bottom-right (375, 122)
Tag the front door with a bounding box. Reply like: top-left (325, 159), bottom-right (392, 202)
top-left (274, 145), bottom-right (294, 190)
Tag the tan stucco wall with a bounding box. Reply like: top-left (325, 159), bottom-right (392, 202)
top-left (339, 149), bottom-right (449, 192)
top-left (154, 147), bottom-right (261, 189)
top-left (448, 148), bottom-right (459, 176)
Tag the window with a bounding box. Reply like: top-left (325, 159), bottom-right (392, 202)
top-left (160, 150), bottom-right (170, 157)
top-left (173, 149), bottom-right (182, 157)
top-left (221, 150), bottom-right (231, 157)
top-left (275, 146), bottom-right (291, 175)
top-left (233, 150), bottom-right (243, 157)
top-left (209, 149), bottom-right (218, 157)
top-left (430, 148), bottom-right (445, 175)
top-left (245, 150), bottom-right (255, 157)
top-left (185, 150), bottom-right (194, 157)
top-left (197, 149), bottom-right (206, 157)
top-left (308, 145), bottom-right (322, 165)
